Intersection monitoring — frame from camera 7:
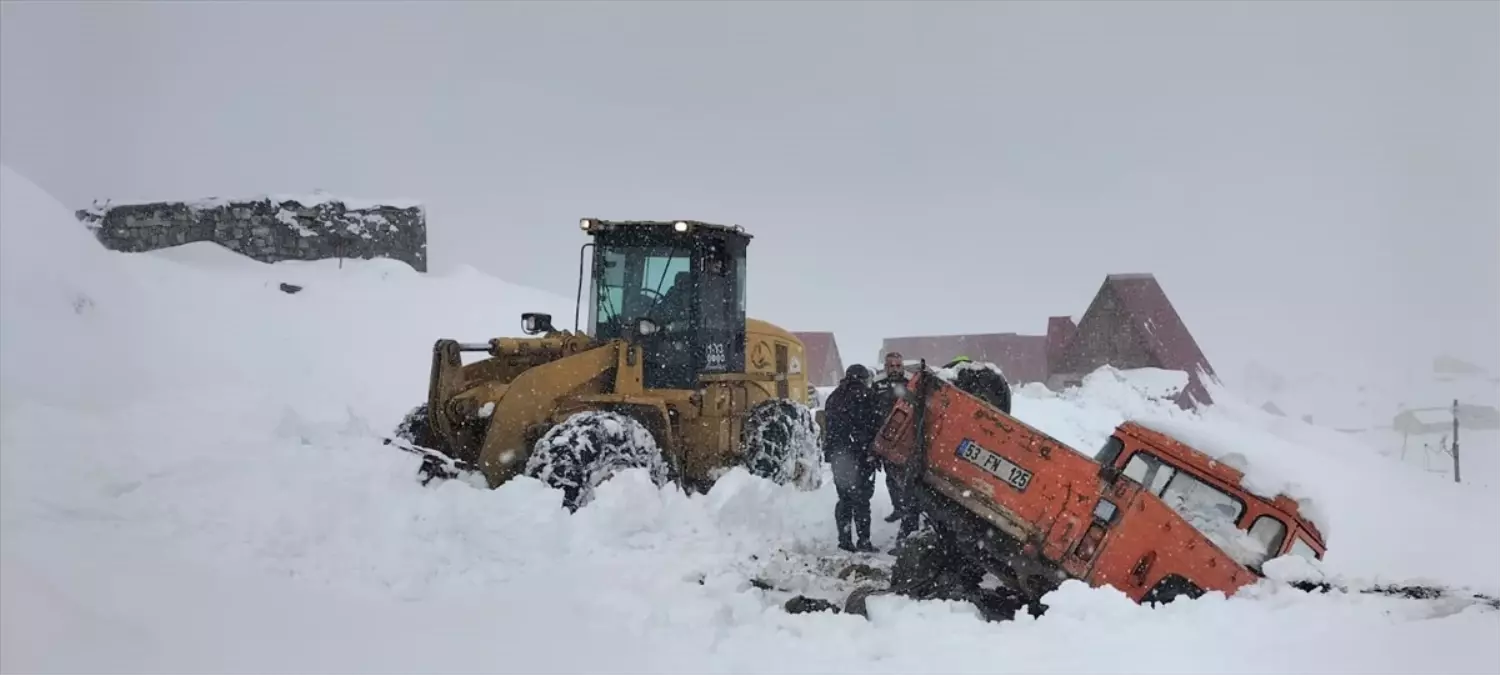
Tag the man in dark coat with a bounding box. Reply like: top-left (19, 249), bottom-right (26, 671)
top-left (872, 351), bottom-right (923, 548)
top-left (872, 352), bottom-right (908, 523)
top-left (822, 364), bottom-right (882, 552)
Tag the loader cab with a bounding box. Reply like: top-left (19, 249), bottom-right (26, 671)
top-left (579, 219), bottom-right (749, 390)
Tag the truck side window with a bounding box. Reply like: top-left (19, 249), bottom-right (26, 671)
top-left (1097, 435), bottom-right (1124, 466)
top-left (1288, 535), bottom-right (1319, 561)
top-left (1247, 515), bottom-right (1287, 565)
top-left (1160, 471), bottom-right (1245, 527)
top-left (1123, 453), bottom-right (1176, 495)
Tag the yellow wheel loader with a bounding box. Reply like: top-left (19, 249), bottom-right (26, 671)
top-left (389, 218), bottom-right (822, 509)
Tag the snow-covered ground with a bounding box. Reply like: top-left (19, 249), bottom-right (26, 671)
top-left (1230, 359), bottom-right (1500, 489)
top-left (2, 164), bottom-right (1497, 673)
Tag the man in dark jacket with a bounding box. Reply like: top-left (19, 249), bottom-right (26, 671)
top-left (872, 351), bottom-right (923, 548)
top-left (872, 352), bottom-right (909, 523)
top-left (822, 364), bottom-right (882, 552)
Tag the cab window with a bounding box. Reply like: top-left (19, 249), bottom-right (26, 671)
top-left (1123, 451), bottom-right (1258, 562)
top-left (1097, 435), bottom-right (1125, 466)
top-left (1288, 535), bottom-right (1320, 561)
top-left (1247, 515), bottom-right (1287, 566)
top-left (1123, 453), bottom-right (1175, 494)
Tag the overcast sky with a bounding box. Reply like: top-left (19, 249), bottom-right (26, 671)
top-left (3, 0), bottom-right (1496, 387)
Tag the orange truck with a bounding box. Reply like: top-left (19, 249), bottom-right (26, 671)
top-left (871, 364), bottom-right (1327, 611)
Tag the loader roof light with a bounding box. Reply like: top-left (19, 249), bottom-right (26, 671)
top-left (673, 220), bottom-right (690, 233)
top-left (580, 218), bottom-right (594, 231)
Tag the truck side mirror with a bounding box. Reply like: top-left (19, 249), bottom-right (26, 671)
top-left (521, 312), bottom-right (555, 335)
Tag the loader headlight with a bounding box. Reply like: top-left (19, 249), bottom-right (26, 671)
top-left (673, 221), bottom-right (690, 233)
top-left (580, 218), bottom-right (594, 231)
top-left (636, 317), bottom-right (660, 336)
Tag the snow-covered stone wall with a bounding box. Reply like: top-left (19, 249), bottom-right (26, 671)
top-left (76, 192), bottom-right (427, 272)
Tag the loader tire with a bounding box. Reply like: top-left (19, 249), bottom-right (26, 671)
top-left (741, 399), bottom-right (823, 490)
top-left (946, 361), bottom-right (1012, 414)
top-left (523, 411), bottom-right (670, 511)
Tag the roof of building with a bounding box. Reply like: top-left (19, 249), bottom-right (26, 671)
top-left (1101, 273), bottom-right (1216, 381)
top-left (1045, 315), bottom-right (1078, 374)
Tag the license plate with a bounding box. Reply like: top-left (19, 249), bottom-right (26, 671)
top-left (956, 439), bottom-right (1033, 491)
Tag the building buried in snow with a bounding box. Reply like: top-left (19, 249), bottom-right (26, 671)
top-left (76, 191), bottom-right (428, 272)
top-left (792, 331), bottom-right (846, 387)
top-left (880, 273), bottom-right (1218, 408)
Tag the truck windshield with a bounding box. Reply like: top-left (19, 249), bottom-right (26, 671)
top-left (1123, 452), bottom-right (1272, 567)
top-left (592, 244), bottom-right (693, 339)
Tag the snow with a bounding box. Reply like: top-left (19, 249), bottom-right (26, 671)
top-left (275, 207), bottom-right (317, 237)
top-left (933, 358), bottom-right (1006, 383)
top-left (1233, 359), bottom-right (1500, 434)
top-left (2, 164), bottom-right (1497, 673)
top-left (1263, 554), bottom-right (1328, 584)
top-left (1410, 407), bottom-right (1455, 426)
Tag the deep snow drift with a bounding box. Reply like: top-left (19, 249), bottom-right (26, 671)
top-left (2, 164), bottom-right (1497, 673)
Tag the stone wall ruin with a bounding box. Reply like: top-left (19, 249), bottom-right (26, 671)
top-left (76, 192), bottom-right (427, 272)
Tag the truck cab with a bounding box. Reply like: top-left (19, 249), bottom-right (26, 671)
top-left (1099, 422), bottom-right (1326, 568)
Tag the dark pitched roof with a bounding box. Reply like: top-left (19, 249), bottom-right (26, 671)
top-left (1104, 273), bottom-right (1216, 382)
top-left (792, 331), bottom-right (845, 387)
top-left (881, 333), bottom-right (1049, 384)
top-left (1045, 315), bottom-right (1077, 375)
top-left (1056, 273), bottom-right (1216, 407)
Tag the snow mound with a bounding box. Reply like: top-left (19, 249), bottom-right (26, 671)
top-left (2, 164), bottom-right (1496, 672)
top-left (0, 165), bottom-right (155, 412)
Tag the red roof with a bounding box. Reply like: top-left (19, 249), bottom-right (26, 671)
top-left (1054, 274), bottom-right (1216, 407)
top-left (880, 333), bottom-right (1050, 384)
top-left (792, 331), bottom-right (845, 387)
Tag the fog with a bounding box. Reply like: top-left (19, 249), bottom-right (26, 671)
top-left (3, 0), bottom-right (1496, 386)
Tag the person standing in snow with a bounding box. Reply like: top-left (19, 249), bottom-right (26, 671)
top-left (873, 351), bottom-right (925, 549)
top-left (873, 352), bottom-right (910, 521)
top-left (823, 364), bottom-right (882, 552)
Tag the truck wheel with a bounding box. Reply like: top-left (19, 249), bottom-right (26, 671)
top-left (945, 361), bottom-right (1012, 414)
top-left (1142, 574), bottom-right (1205, 606)
top-left (741, 399), bottom-right (823, 490)
top-left (890, 528), bottom-right (975, 594)
top-left (523, 411), bottom-right (670, 510)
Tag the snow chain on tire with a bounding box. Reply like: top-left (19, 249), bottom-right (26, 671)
top-left (741, 398), bottom-right (823, 490)
top-left (523, 410), bottom-right (670, 511)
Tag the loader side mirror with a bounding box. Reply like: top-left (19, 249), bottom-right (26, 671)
top-left (522, 312), bottom-right (555, 335)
